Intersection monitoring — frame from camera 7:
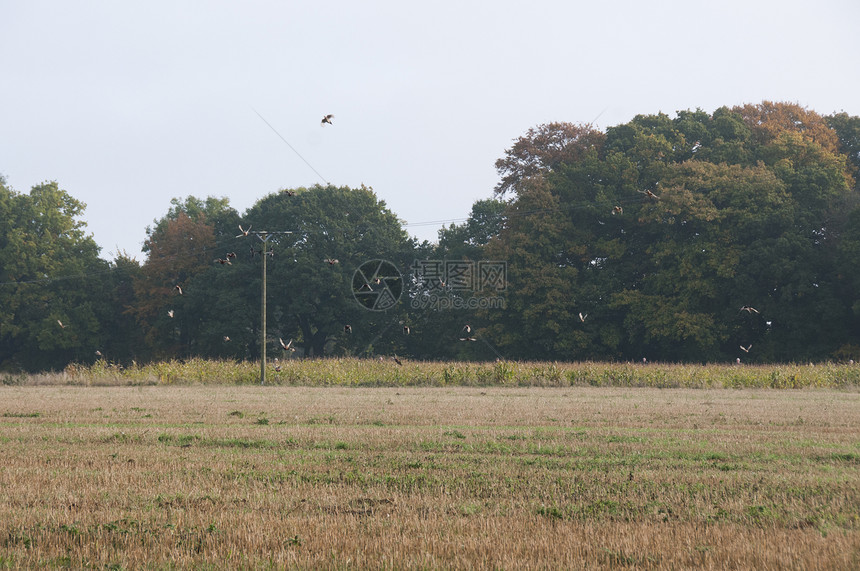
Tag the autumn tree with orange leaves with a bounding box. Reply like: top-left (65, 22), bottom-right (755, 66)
top-left (131, 211), bottom-right (217, 358)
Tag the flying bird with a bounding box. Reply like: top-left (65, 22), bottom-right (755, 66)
top-left (167, 310), bottom-right (174, 318)
top-left (279, 338), bottom-right (295, 352)
top-left (613, 206), bottom-right (623, 215)
top-left (740, 344), bottom-right (752, 353)
top-left (579, 312), bottom-right (587, 323)
top-left (740, 305), bottom-right (759, 314)
top-left (393, 355), bottom-right (403, 366)
top-left (344, 324), bottom-right (352, 334)
top-left (223, 336), bottom-right (231, 342)
top-left (95, 350), bottom-right (102, 357)
top-left (216, 258), bottom-right (232, 265)
top-left (236, 224), bottom-right (252, 238)
top-left (403, 325), bottom-right (411, 335)
top-left (284, 189), bottom-right (296, 197)
top-left (459, 325), bottom-right (475, 341)
top-left (226, 252), bottom-right (237, 260)
top-left (174, 285), bottom-right (183, 295)
top-left (321, 114), bottom-right (334, 126)
top-left (57, 319), bottom-right (65, 329)
top-left (637, 189), bottom-right (659, 200)
top-left (324, 258), bottom-right (339, 265)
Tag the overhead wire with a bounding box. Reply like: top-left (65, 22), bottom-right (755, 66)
top-left (251, 107), bottom-right (330, 186)
top-left (2, 105), bottom-right (653, 288)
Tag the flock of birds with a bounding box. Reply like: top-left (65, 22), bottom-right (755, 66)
top-left (159, 219), bottom-right (348, 347)
top-left (60, 216), bottom-right (769, 363)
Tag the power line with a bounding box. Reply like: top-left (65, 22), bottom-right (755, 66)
top-left (251, 107), bottom-right (329, 186)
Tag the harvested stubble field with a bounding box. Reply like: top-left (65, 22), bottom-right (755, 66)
top-left (1, 380), bottom-right (858, 569)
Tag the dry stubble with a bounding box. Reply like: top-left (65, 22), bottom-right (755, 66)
top-left (0, 386), bottom-right (858, 569)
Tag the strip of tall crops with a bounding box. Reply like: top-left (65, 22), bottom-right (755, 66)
top-left (6, 358), bottom-right (858, 389)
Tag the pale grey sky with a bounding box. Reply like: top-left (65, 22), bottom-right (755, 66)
top-left (2, 0), bottom-right (859, 260)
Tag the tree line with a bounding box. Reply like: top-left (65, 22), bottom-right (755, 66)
top-left (2, 102), bottom-right (860, 371)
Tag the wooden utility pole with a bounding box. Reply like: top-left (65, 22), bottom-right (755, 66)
top-left (246, 230), bottom-right (292, 385)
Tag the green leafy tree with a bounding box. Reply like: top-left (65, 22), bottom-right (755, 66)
top-left (613, 161), bottom-right (792, 360)
top-left (485, 142), bottom-right (631, 360)
top-left (827, 112), bottom-right (860, 183)
top-left (437, 198), bottom-right (507, 260)
top-left (836, 207), bottom-right (860, 359)
top-left (0, 179), bottom-right (110, 370)
top-left (100, 252), bottom-right (148, 364)
top-left (243, 185), bottom-right (415, 358)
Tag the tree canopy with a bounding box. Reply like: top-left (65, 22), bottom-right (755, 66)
top-left (483, 102), bottom-right (859, 362)
top-left (0, 179), bottom-right (112, 369)
top-left (3, 101), bottom-right (860, 371)
top-left (243, 184), bottom-right (415, 358)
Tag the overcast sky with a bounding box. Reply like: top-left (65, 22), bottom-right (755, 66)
top-left (2, 0), bottom-right (859, 261)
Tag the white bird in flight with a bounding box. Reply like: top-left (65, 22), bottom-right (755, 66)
top-left (637, 189), bottom-right (659, 200)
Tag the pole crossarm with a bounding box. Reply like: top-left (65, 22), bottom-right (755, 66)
top-left (251, 230), bottom-right (293, 241)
